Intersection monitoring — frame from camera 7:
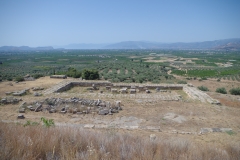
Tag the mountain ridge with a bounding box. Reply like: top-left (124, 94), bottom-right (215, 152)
top-left (1, 38), bottom-right (240, 50)
top-left (104, 38), bottom-right (240, 50)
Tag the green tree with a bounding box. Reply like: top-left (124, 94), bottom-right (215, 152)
top-left (66, 67), bottom-right (81, 78)
top-left (82, 69), bottom-right (99, 80)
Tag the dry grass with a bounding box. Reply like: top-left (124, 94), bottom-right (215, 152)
top-left (0, 122), bottom-right (240, 160)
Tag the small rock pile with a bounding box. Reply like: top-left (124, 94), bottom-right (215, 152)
top-left (0, 96), bottom-right (22, 104)
top-left (18, 97), bottom-right (123, 115)
top-left (32, 87), bottom-right (44, 91)
top-left (5, 89), bottom-right (30, 96)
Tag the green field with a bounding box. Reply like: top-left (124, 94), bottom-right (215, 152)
top-left (0, 50), bottom-right (240, 82)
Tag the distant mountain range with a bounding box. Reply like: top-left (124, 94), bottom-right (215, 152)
top-left (104, 38), bottom-right (240, 50)
top-left (1, 38), bottom-right (240, 51)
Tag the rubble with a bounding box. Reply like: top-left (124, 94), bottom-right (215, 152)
top-left (32, 87), bottom-right (44, 91)
top-left (0, 97), bottom-right (21, 104)
top-left (12, 89), bottom-right (29, 96)
top-left (17, 114), bottom-right (25, 119)
top-left (19, 97), bottom-right (123, 116)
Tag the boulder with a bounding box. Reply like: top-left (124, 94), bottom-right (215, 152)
top-left (35, 103), bottom-right (42, 112)
top-left (131, 86), bottom-right (136, 89)
top-left (49, 109), bottom-right (56, 113)
top-left (27, 105), bottom-right (34, 111)
top-left (146, 90), bottom-right (151, 93)
top-left (1, 99), bottom-right (7, 104)
top-left (33, 92), bottom-right (41, 96)
top-left (115, 101), bottom-right (121, 107)
top-left (129, 89), bottom-right (136, 94)
top-left (98, 109), bottom-right (109, 115)
top-left (110, 109), bottom-right (118, 113)
top-left (60, 110), bottom-right (67, 114)
top-left (19, 108), bottom-right (25, 113)
top-left (111, 89), bottom-right (118, 93)
top-left (120, 88), bottom-right (127, 94)
top-left (106, 86), bottom-right (111, 90)
top-left (5, 92), bottom-right (12, 95)
top-left (17, 114), bottom-right (25, 119)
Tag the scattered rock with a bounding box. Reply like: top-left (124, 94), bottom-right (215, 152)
top-left (130, 89), bottom-right (136, 94)
top-left (33, 92), bottom-right (41, 96)
top-left (32, 87), bottom-right (44, 91)
top-left (99, 109), bottom-right (109, 115)
top-left (146, 90), bottom-right (151, 93)
top-left (35, 103), bottom-right (42, 112)
top-left (19, 108), bottom-right (25, 113)
top-left (5, 92), bottom-right (12, 95)
top-left (17, 114), bottom-right (25, 119)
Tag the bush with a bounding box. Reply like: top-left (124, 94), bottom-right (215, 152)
top-left (7, 77), bottom-right (12, 81)
top-left (82, 69), bottom-right (99, 80)
top-left (177, 80), bottom-right (187, 84)
top-left (41, 117), bottom-right (55, 127)
top-left (66, 67), bottom-right (81, 78)
top-left (201, 77), bottom-right (207, 80)
top-left (216, 87), bottom-right (227, 94)
top-left (198, 85), bottom-right (209, 91)
top-left (15, 76), bottom-right (24, 82)
top-left (229, 88), bottom-right (240, 95)
top-left (33, 74), bottom-right (44, 79)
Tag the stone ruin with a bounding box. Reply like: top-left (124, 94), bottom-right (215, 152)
top-left (18, 97), bottom-right (123, 115)
top-left (5, 89), bottom-right (30, 96)
top-left (0, 96), bottom-right (22, 104)
top-left (50, 75), bottom-right (67, 79)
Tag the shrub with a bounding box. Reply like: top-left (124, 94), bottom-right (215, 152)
top-left (198, 85), bottom-right (209, 91)
top-left (82, 69), bottom-right (99, 80)
top-left (33, 74), bottom-right (44, 79)
top-left (7, 77), bottom-right (12, 81)
top-left (66, 67), bottom-right (81, 78)
top-left (229, 88), bottom-right (240, 95)
top-left (15, 76), bottom-right (24, 82)
top-left (201, 77), bottom-right (207, 80)
top-left (41, 117), bottom-right (55, 127)
top-left (216, 87), bottom-right (227, 94)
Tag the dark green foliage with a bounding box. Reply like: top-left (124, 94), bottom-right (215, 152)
top-left (198, 85), bottom-right (209, 91)
top-left (15, 76), bottom-right (24, 82)
top-left (82, 69), bottom-right (99, 80)
top-left (7, 77), bottom-right (12, 81)
top-left (229, 88), bottom-right (240, 95)
top-left (216, 87), bottom-right (227, 94)
top-left (66, 67), bottom-right (81, 78)
top-left (33, 74), bottom-right (44, 79)
top-left (201, 77), bottom-right (207, 80)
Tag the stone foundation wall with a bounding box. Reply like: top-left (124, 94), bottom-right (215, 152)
top-left (47, 80), bottom-right (184, 94)
top-left (71, 81), bottom-right (112, 87)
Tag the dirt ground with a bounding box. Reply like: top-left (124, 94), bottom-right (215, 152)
top-left (0, 76), bottom-right (240, 147)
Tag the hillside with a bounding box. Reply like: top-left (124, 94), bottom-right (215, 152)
top-left (104, 38), bottom-right (240, 50)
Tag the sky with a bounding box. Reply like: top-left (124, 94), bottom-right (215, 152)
top-left (0, 0), bottom-right (240, 47)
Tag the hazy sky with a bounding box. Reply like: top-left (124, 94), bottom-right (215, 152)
top-left (0, 0), bottom-right (240, 47)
